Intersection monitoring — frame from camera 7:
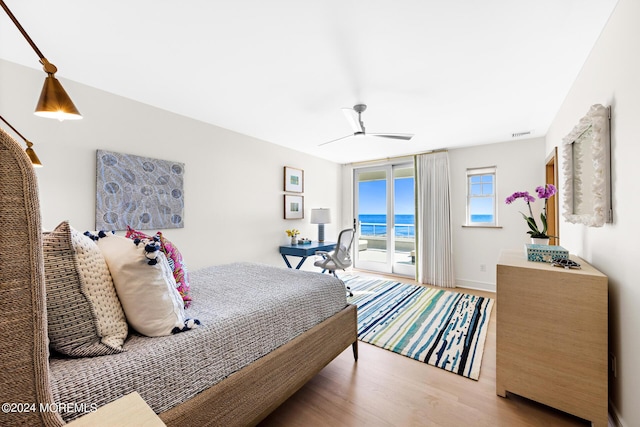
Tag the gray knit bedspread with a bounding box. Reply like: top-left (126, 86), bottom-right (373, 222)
top-left (49, 262), bottom-right (348, 422)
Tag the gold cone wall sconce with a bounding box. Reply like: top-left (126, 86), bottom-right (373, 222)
top-left (1, 1), bottom-right (81, 121)
top-left (25, 140), bottom-right (42, 166)
top-left (0, 115), bottom-right (43, 167)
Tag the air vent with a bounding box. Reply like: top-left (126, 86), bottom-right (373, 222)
top-left (512, 131), bottom-right (532, 138)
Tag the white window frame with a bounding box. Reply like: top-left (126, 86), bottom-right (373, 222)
top-left (465, 166), bottom-right (497, 227)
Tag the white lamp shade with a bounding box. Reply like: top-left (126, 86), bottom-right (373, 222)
top-left (310, 208), bottom-right (331, 224)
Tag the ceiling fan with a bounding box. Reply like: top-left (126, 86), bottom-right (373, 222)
top-left (319, 104), bottom-right (414, 146)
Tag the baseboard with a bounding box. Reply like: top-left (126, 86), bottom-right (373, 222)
top-left (455, 278), bottom-right (496, 293)
top-left (609, 399), bottom-right (626, 427)
top-left (350, 270), bottom-right (497, 293)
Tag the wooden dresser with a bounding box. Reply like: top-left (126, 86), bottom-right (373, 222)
top-left (496, 249), bottom-right (608, 427)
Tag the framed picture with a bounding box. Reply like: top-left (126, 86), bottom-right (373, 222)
top-left (95, 150), bottom-right (184, 230)
top-left (284, 195), bottom-right (304, 219)
top-left (284, 166), bottom-right (304, 193)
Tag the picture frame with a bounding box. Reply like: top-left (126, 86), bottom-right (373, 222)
top-left (95, 150), bottom-right (185, 230)
top-left (284, 195), bottom-right (304, 219)
top-left (284, 166), bottom-right (304, 193)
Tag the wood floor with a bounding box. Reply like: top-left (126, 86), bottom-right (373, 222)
top-left (259, 272), bottom-right (591, 427)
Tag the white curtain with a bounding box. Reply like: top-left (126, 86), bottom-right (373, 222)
top-left (415, 151), bottom-right (455, 288)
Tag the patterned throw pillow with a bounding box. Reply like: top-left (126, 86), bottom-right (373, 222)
top-left (95, 233), bottom-right (198, 337)
top-left (125, 226), bottom-right (191, 308)
top-left (43, 221), bottom-right (128, 357)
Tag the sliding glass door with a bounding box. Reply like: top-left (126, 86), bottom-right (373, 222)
top-left (355, 167), bottom-right (388, 272)
top-left (393, 166), bottom-right (416, 276)
top-left (354, 163), bottom-right (415, 276)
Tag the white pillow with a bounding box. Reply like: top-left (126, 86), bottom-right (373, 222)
top-left (96, 233), bottom-right (190, 337)
top-left (70, 228), bottom-right (128, 350)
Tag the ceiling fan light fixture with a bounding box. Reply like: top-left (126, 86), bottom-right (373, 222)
top-left (352, 104), bottom-right (367, 114)
top-left (342, 107), bottom-right (363, 133)
top-left (320, 103), bottom-right (413, 146)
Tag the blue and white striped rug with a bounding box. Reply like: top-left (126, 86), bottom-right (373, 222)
top-left (344, 276), bottom-right (494, 380)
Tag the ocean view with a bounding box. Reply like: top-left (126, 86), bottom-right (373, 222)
top-left (359, 214), bottom-right (415, 238)
top-left (470, 214), bottom-right (494, 223)
top-left (359, 214), bottom-right (494, 237)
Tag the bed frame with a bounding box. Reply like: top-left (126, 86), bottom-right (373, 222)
top-left (161, 305), bottom-right (357, 426)
top-left (0, 127), bottom-right (357, 427)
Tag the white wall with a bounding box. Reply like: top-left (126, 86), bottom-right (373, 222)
top-left (544, 0), bottom-right (639, 424)
top-left (449, 138), bottom-right (546, 291)
top-left (0, 59), bottom-right (342, 272)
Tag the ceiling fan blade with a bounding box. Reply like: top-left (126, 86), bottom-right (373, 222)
top-left (370, 133), bottom-right (414, 141)
top-left (341, 108), bottom-right (363, 133)
top-left (318, 134), bottom-right (353, 147)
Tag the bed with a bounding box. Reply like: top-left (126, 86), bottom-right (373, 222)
top-left (0, 127), bottom-right (358, 427)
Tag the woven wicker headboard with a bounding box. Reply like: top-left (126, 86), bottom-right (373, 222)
top-left (0, 128), bottom-right (63, 426)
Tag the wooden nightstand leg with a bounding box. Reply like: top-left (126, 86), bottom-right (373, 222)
top-left (496, 382), bottom-right (507, 397)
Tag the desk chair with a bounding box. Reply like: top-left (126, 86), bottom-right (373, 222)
top-left (314, 228), bottom-right (355, 296)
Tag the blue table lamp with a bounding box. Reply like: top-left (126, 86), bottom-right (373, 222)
top-left (310, 208), bottom-right (331, 242)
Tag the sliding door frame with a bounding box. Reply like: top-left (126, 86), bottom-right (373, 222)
top-left (353, 162), bottom-right (415, 277)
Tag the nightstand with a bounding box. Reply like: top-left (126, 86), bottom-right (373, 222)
top-left (65, 392), bottom-right (165, 427)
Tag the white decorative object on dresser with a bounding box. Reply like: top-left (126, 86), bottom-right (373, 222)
top-left (496, 249), bottom-right (608, 427)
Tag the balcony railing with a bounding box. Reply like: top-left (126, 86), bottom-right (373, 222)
top-left (359, 222), bottom-right (415, 239)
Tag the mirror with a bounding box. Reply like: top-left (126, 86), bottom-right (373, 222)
top-left (572, 125), bottom-right (596, 215)
top-left (561, 104), bottom-right (611, 226)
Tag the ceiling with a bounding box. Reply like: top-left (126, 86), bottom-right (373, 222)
top-left (0, 0), bottom-right (618, 164)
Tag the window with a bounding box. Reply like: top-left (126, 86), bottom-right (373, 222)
top-left (466, 167), bottom-right (497, 226)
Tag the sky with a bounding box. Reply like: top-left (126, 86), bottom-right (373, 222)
top-left (358, 177), bottom-right (414, 215)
